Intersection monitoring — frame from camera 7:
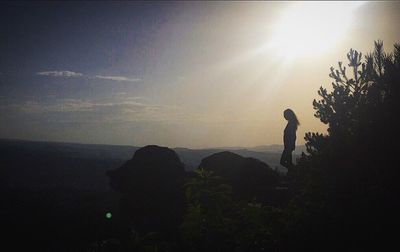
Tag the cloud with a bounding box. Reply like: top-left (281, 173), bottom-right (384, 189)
top-left (35, 71), bottom-right (141, 83)
top-left (37, 71), bottom-right (83, 77)
top-left (0, 99), bottom-right (92, 113)
top-left (94, 75), bottom-right (141, 82)
top-left (0, 98), bottom-right (191, 124)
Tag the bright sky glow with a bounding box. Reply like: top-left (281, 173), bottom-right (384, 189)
top-left (268, 2), bottom-right (365, 60)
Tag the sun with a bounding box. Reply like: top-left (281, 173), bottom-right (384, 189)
top-left (268, 2), bottom-right (365, 60)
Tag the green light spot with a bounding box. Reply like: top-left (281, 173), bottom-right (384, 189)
top-left (106, 212), bottom-right (112, 219)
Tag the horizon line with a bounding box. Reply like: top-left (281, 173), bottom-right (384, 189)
top-left (0, 137), bottom-right (301, 151)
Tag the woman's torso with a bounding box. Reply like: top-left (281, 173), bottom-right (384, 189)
top-left (284, 121), bottom-right (296, 151)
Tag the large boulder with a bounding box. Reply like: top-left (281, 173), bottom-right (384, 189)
top-left (199, 151), bottom-right (279, 203)
top-left (107, 145), bottom-right (185, 237)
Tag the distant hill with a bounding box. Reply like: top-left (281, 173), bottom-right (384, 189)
top-left (0, 138), bottom-right (139, 160)
top-left (248, 144), bottom-right (306, 154)
top-left (0, 138), bottom-right (305, 173)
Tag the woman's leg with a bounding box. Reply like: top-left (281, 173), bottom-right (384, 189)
top-left (280, 149), bottom-right (293, 169)
top-left (280, 150), bottom-right (285, 166)
top-left (280, 149), bottom-right (288, 167)
top-left (287, 150), bottom-right (293, 168)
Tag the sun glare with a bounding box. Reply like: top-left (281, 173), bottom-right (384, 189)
top-left (268, 2), bottom-right (365, 59)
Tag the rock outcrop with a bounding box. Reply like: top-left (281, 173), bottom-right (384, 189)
top-left (199, 151), bottom-right (279, 203)
top-left (107, 145), bottom-right (185, 236)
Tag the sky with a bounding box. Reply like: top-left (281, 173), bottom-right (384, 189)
top-left (1, 1), bottom-right (399, 148)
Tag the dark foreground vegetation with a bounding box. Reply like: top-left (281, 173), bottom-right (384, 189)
top-left (1, 41), bottom-right (399, 251)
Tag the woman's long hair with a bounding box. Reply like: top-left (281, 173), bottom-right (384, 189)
top-left (284, 109), bottom-right (300, 129)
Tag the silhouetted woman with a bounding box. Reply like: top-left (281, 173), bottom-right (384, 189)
top-left (280, 108), bottom-right (300, 169)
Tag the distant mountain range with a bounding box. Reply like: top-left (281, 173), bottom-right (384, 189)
top-left (0, 138), bottom-right (306, 172)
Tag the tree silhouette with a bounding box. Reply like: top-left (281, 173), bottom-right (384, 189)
top-left (308, 40), bottom-right (399, 152)
top-left (289, 41), bottom-right (400, 250)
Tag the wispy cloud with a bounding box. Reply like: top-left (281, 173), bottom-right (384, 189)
top-left (36, 70), bottom-right (141, 83)
top-left (0, 98), bottom-right (193, 124)
top-left (37, 70), bottom-right (83, 77)
top-left (94, 75), bottom-right (141, 82)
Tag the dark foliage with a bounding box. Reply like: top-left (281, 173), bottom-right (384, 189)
top-left (289, 41), bottom-right (400, 250)
top-left (181, 168), bottom-right (287, 252)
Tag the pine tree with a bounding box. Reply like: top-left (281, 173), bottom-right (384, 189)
top-left (289, 41), bottom-right (400, 250)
